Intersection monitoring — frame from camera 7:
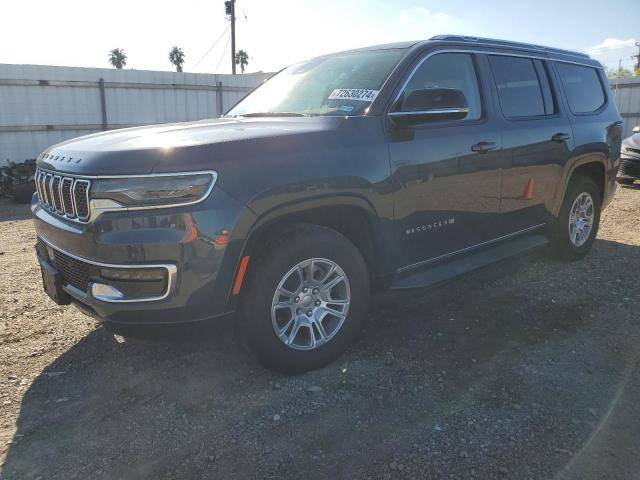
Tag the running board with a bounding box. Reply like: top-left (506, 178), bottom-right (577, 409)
top-left (390, 233), bottom-right (548, 290)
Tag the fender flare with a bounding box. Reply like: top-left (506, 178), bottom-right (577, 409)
top-left (224, 193), bottom-right (383, 305)
top-left (246, 193), bottom-right (380, 235)
top-left (552, 153), bottom-right (607, 216)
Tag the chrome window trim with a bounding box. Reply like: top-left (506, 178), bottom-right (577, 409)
top-left (388, 108), bottom-right (469, 117)
top-left (38, 236), bottom-right (178, 304)
top-left (388, 48), bottom-right (603, 115)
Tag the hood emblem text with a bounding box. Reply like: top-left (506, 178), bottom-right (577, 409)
top-left (40, 152), bottom-right (82, 164)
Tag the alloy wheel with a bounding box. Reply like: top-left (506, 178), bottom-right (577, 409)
top-left (568, 192), bottom-right (594, 247)
top-left (271, 258), bottom-right (350, 351)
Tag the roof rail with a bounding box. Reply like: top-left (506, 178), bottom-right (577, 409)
top-left (430, 35), bottom-right (590, 59)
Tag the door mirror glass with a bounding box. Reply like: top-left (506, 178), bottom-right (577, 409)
top-left (389, 88), bottom-right (469, 125)
top-left (633, 125), bottom-right (640, 134)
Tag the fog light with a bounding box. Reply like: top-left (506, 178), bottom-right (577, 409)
top-left (92, 283), bottom-right (125, 301)
top-left (100, 267), bottom-right (166, 282)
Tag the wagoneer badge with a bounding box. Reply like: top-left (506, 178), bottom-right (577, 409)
top-left (406, 218), bottom-right (455, 236)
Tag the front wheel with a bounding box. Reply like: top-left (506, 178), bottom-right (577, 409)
top-left (549, 175), bottom-right (601, 261)
top-left (239, 224), bottom-right (370, 373)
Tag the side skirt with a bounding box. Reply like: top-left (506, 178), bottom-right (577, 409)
top-left (390, 232), bottom-right (548, 290)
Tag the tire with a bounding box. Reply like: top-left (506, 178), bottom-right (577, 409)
top-left (549, 175), bottom-right (601, 261)
top-left (239, 224), bottom-right (370, 373)
top-left (616, 177), bottom-right (635, 186)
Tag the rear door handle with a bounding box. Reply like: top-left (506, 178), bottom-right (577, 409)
top-left (471, 141), bottom-right (499, 154)
top-left (552, 132), bottom-right (571, 142)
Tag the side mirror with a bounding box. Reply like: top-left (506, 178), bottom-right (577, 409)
top-left (388, 88), bottom-right (469, 126)
top-left (633, 126), bottom-right (640, 134)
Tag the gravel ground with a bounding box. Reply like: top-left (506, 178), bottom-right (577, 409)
top-left (1, 185), bottom-right (639, 480)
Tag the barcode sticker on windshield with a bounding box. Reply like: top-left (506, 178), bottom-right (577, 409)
top-left (328, 89), bottom-right (379, 102)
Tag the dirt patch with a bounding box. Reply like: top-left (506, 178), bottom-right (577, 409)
top-left (1, 186), bottom-right (639, 480)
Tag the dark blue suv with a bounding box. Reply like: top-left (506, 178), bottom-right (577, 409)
top-left (33, 36), bottom-right (623, 372)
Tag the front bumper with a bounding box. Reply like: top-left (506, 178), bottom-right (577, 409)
top-left (32, 186), bottom-right (254, 325)
top-left (618, 153), bottom-right (640, 179)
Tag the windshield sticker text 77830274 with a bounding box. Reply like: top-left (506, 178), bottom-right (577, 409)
top-left (328, 89), bottom-right (380, 102)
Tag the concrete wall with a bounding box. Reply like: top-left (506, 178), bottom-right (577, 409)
top-left (0, 64), bottom-right (271, 165)
top-left (611, 77), bottom-right (640, 138)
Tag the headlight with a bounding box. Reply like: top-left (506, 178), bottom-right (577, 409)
top-left (91, 172), bottom-right (216, 210)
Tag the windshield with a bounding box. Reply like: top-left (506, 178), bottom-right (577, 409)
top-left (226, 49), bottom-right (405, 117)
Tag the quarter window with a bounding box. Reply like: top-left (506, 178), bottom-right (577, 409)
top-left (398, 53), bottom-right (482, 121)
top-left (555, 63), bottom-right (606, 114)
top-left (489, 56), bottom-right (555, 118)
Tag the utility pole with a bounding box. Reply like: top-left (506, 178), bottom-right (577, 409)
top-left (632, 41), bottom-right (640, 73)
top-left (225, 0), bottom-right (237, 74)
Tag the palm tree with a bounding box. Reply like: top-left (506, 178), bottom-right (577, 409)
top-left (234, 50), bottom-right (249, 74)
top-left (108, 48), bottom-right (127, 69)
top-left (169, 46), bottom-right (185, 73)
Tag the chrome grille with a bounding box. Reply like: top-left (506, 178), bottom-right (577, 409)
top-left (51, 176), bottom-right (62, 213)
top-left (36, 168), bottom-right (91, 222)
top-left (60, 177), bottom-right (75, 217)
top-left (73, 180), bottom-right (90, 220)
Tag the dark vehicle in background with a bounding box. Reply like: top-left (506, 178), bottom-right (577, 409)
top-left (32, 36), bottom-right (623, 372)
top-left (617, 125), bottom-right (640, 185)
top-left (1, 159), bottom-right (36, 203)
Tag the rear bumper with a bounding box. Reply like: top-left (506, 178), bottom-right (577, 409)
top-left (32, 186), bottom-right (255, 325)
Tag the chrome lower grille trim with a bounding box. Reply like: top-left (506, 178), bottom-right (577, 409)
top-left (36, 236), bottom-right (178, 303)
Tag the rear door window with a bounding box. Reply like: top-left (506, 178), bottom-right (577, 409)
top-left (488, 55), bottom-right (550, 118)
top-left (555, 63), bottom-right (606, 114)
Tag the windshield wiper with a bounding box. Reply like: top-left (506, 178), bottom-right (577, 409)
top-left (238, 112), bottom-right (309, 118)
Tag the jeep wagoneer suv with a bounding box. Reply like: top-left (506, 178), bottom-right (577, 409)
top-left (33, 36), bottom-right (622, 372)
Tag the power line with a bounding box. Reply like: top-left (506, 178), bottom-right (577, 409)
top-left (189, 25), bottom-right (230, 72)
top-left (215, 32), bottom-right (232, 73)
top-left (237, 0), bottom-right (248, 20)
top-left (584, 40), bottom-right (636, 54)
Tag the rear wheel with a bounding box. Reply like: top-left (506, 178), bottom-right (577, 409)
top-left (240, 224), bottom-right (370, 373)
top-left (549, 175), bottom-right (601, 260)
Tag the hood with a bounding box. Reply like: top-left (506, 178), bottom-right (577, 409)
top-left (37, 116), bottom-right (346, 176)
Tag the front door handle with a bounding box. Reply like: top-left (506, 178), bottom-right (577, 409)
top-left (552, 132), bottom-right (571, 142)
top-left (471, 141), bottom-right (498, 154)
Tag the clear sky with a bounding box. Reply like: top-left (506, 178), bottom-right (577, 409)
top-left (3, 0), bottom-right (639, 74)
